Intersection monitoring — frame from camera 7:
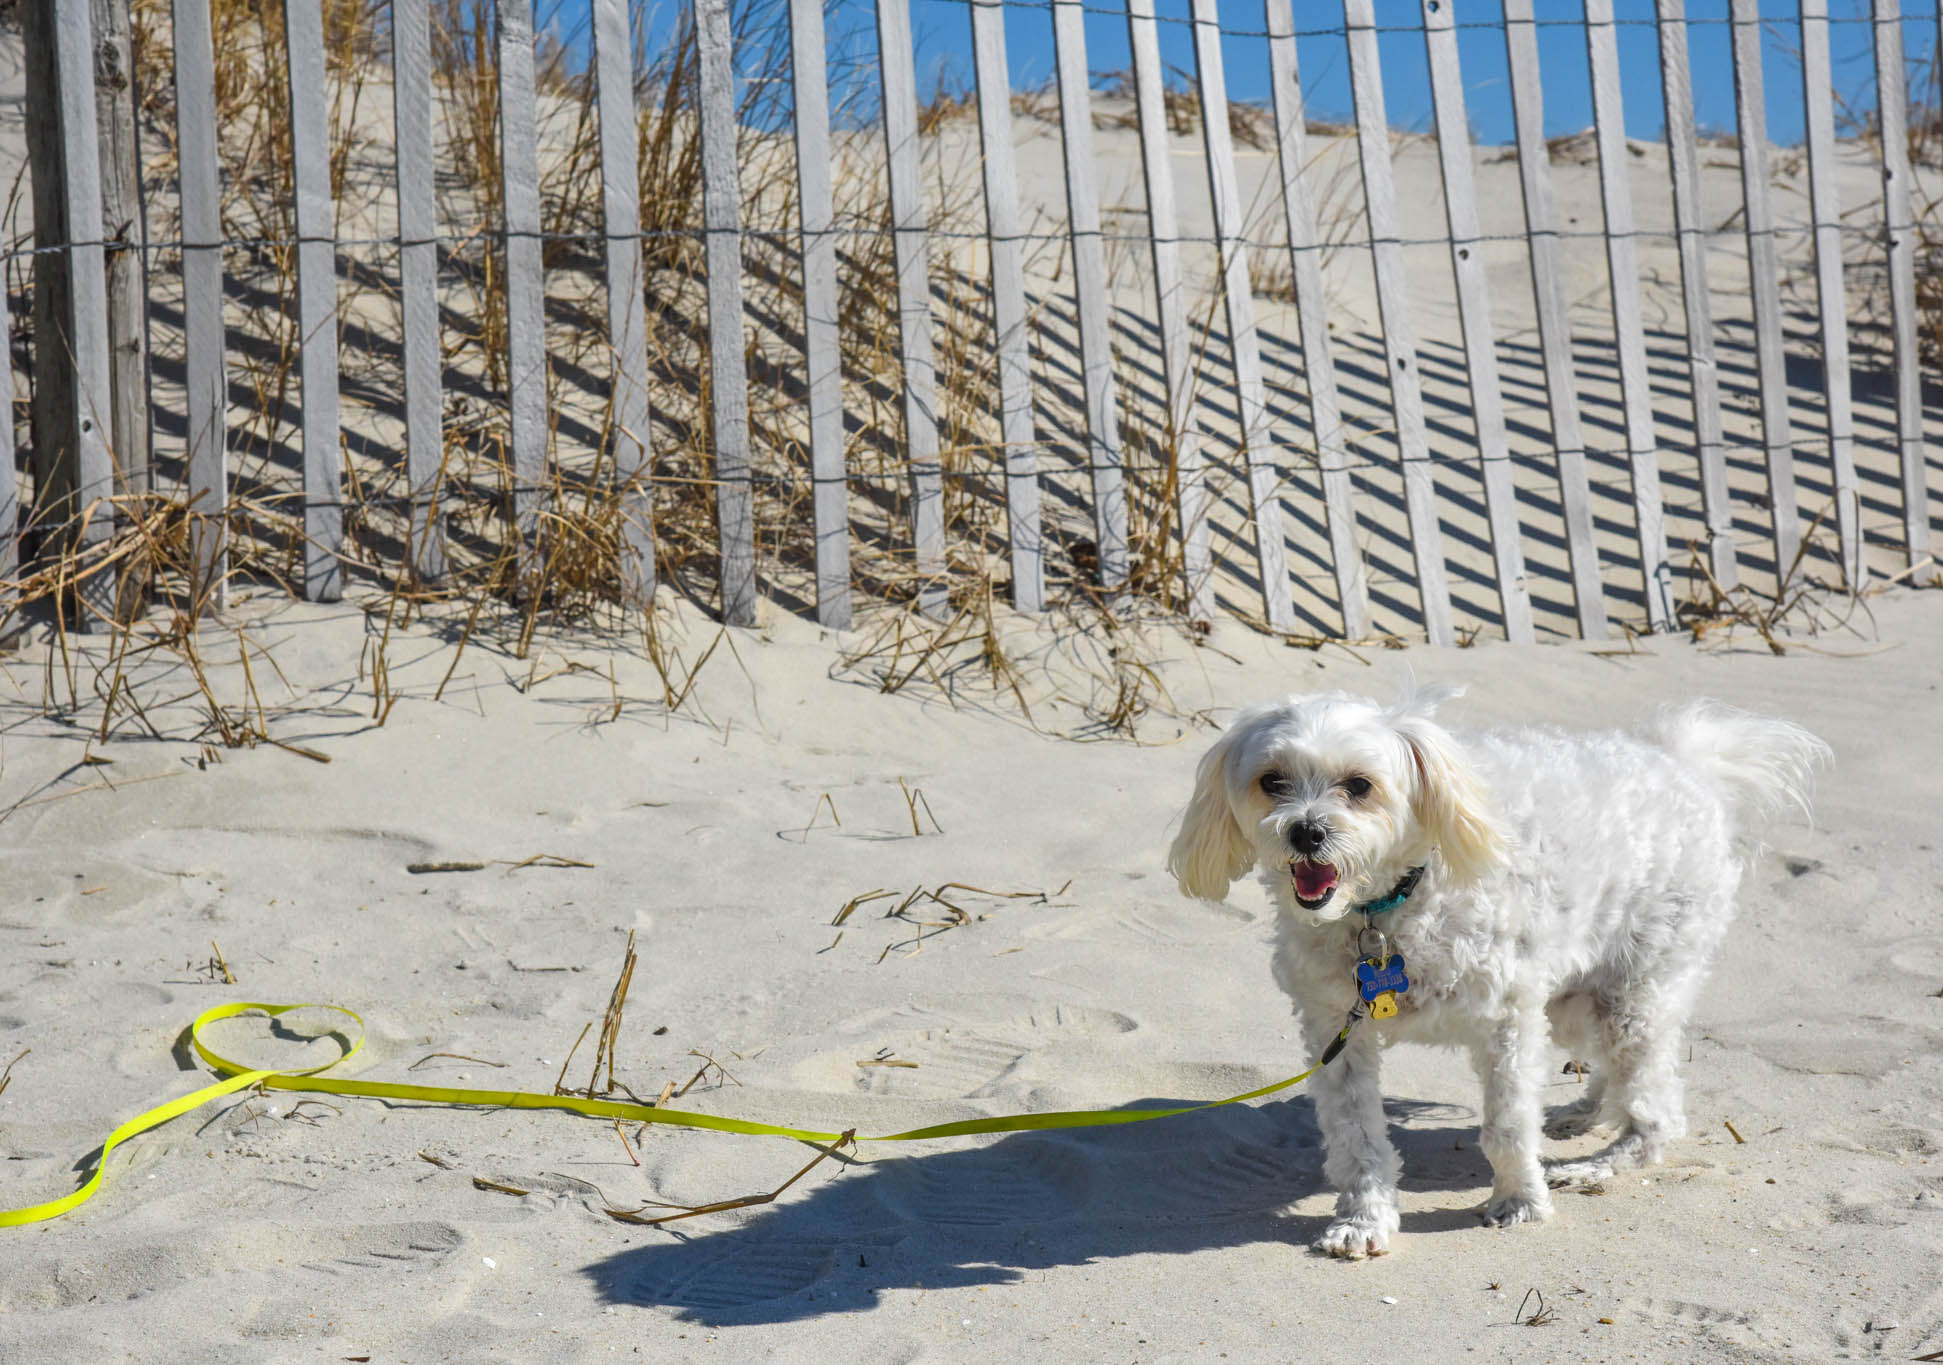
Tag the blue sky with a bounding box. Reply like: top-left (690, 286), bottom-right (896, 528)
top-left (896, 0), bottom-right (1941, 147)
top-left (576, 1), bottom-right (1940, 144)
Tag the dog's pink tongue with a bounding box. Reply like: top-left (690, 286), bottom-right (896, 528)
top-left (1293, 859), bottom-right (1338, 899)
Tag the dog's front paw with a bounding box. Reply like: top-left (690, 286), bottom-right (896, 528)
top-left (1313, 1210), bottom-right (1397, 1259)
top-left (1481, 1192), bottom-right (1552, 1227)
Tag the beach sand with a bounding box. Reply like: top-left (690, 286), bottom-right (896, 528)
top-left (1, 586), bottom-right (1938, 1363)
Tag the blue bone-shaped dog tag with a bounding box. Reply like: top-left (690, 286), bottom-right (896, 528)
top-left (1356, 953), bottom-right (1410, 1004)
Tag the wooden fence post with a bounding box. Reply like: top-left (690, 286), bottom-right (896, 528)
top-left (1052, 0), bottom-right (1129, 595)
top-left (697, 0), bottom-right (758, 624)
top-left (1871, 0), bottom-right (1936, 583)
top-left (1190, 0), bottom-right (1295, 635)
top-left (175, 0), bottom-right (227, 609)
top-left (1, 283), bottom-right (17, 608)
top-left (593, 0), bottom-right (656, 610)
top-left (1655, 0), bottom-right (1739, 596)
top-left (789, 0), bottom-right (855, 626)
top-left (1264, 0), bottom-right (1368, 639)
top-left (1728, 0), bottom-right (1802, 580)
top-left (875, 0), bottom-right (947, 614)
top-left (92, 0), bottom-right (148, 631)
top-left (966, 1), bottom-right (1044, 614)
top-left (22, 0), bottom-right (119, 628)
top-left (497, 0), bottom-right (548, 559)
top-left (91, 0), bottom-right (148, 508)
top-left (283, 0), bottom-right (344, 601)
top-left (1798, 0), bottom-right (1862, 589)
top-left (1584, 0), bottom-right (1673, 630)
top-left (1423, 0), bottom-right (1534, 643)
top-left (393, 0), bottom-right (447, 585)
top-left (1344, 0), bottom-right (1453, 645)
top-left (1502, 0), bottom-right (1607, 638)
top-left (1126, 0), bottom-right (1210, 622)
top-left (969, 0), bottom-right (1043, 614)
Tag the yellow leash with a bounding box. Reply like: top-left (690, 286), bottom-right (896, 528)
top-left (0, 1001), bottom-right (1340, 1228)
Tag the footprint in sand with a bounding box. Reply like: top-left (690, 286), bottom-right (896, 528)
top-left (858, 996), bottom-right (1137, 1040)
top-left (1123, 1139), bottom-right (1317, 1221)
top-left (1717, 1014), bottom-right (1926, 1080)
top-left (823, 996), bottom-right (1137, 1099)
top-left (854, 1030), bottom-right (1026, 1099)
top-left (297, 1221), bottom-right (466, 1276)
top-left (1622, 1296), bottom-right (1767, 1353)
top-left (872, 1138), bottom-right (1093, 1226)
top-left (631, 1241), bottom-right (839, 1313)
top-left (1888, 935), bottom-right (1943, 981)
top-left (0, 1221), bottom-right (463, 1311)
top-left (1025, 898), bottom-right (1257, 947)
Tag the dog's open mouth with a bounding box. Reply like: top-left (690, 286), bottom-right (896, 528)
top-left (1291, 858), bottom-right (1339, 910)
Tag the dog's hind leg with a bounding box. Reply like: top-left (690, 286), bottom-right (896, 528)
top-left (1543, 991), bottom-right (1609, 1139)
top-left (1544, 976), bottom-right (1701, 1187)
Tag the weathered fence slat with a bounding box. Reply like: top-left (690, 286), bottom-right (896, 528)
top-left (25, 0), bottom-right (117, 627)
top-left (1728, 0), bottom-right (1802, 579)
top-left (283, 0), bottom-right (343, 602)
top-left (174, 0), bottom-right (226, 606)
top-left (1, 281), bottom-right (15, 593)
top-left (1871, 0), bottom-right (1934, 581)
top-left (1798, 0), bottom-right (1861, 589)
top-left (1190, 0), bottom-right (1294, 634)
top-left (697, 0), bottom-right (757, 624)
top-left (496, 0), bottom-right (547, 550)
top-left (1654, 0), bottom-right (1738, 594)
top-left (788, 0), bottom-right (853, 626)
top-left (393, 0), bottom-right (444, 585)
top-left (1126, 0), bottom-right (1211, 621)
top-left (593, 0), bottom-right (655, 609)
top-left (1585, 0), bottom-right (1672, 630)
top-left (970, 0), bottom-right (1042, 614)
top-left (1422, 2), bottom-right (1532, 644)
top-left (1052, 0), bottom-right (1129, 594)
top-left (92, 0), bottom-right (147, 513)
top-left (1502, 0), bottom-right (1606, 638)
top-left (876, 0), bottom-right (947, 614)
top-left (1264, 0), bottom-right (1367, 639)
top-left (1344, 0), bottom-right (1452, 645)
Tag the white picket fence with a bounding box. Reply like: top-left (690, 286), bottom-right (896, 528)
top-left (4, 0), bottom-right (1940, 642)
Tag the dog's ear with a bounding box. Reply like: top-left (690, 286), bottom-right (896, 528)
top-left (1168, 724), bottom-right (1255, 902)
top-left (1388, 699), bottom-right (1505, 884)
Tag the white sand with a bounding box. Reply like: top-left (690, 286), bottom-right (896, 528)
top-left (3, 25), bottom-right (1940, 1360)
top-left (0, 585), bottom-right (1938, 1363)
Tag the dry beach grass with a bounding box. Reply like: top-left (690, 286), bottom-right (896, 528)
top-left (0, 5), bottom-right (1940, 1360)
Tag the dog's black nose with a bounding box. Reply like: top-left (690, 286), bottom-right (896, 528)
top-left (1289, 820), bottom-right (1327, 855)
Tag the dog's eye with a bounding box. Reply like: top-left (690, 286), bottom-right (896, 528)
top-left (1259, 772), bottom-right (1292, 799)
top-left (1341, 776), bottom-right (1372, 799)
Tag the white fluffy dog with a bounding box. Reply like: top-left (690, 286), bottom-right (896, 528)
top-left (1168, 683), bottom-right (1827, 1259)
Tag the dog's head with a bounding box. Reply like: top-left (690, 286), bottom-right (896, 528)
top-left (1167, 682), bottom-right (1505, 921)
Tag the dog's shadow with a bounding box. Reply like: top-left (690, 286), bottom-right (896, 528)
top-left (586, 1093), bottom-right (1494, 1324)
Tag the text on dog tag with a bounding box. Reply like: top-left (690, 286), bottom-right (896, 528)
top-left (1356, 953), bottom-right (1410, 1015)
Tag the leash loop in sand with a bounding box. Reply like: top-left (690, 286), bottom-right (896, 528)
top-left (0, 1002), bottom-right (1349, 1227)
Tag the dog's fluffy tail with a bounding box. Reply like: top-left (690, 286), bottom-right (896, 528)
top-left (1652, 701), bottom-right (1830, 829)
